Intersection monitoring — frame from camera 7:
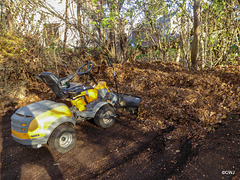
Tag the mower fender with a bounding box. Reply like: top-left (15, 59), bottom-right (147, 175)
top-left (92, 102), bottom-right (112, 116)
top-left (11, 116), bottom-right (76, 148)
top-left (77, 102), bottom-right (112, 118)
top-left (41, 116), bottom-right (76, 144)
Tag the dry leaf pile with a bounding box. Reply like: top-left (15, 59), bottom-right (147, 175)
top-left (100, 61), bottom-right (240, 131)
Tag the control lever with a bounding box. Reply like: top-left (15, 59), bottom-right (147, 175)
top-left (60, 73), bottom-right (75, 87)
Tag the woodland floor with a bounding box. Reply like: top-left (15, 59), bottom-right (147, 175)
top-left (0, 61), bottom-right (240, 179)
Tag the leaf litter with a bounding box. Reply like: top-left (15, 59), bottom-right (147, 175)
top-left (97, 61), bottom-right (240, 138)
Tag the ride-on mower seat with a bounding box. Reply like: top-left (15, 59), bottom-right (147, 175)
top-left (38, 72), bottom-right (93, 99)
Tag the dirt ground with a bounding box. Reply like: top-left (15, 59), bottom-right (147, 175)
top-left (1, 111), bottom-right (239, 180)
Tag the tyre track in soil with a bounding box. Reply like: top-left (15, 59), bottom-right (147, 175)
top-left (176, 114), bottom-right (240, 180)
top-left (94, 114), bottom-right (240, 180)
top-left (96, 130), bottom-right (194, 180)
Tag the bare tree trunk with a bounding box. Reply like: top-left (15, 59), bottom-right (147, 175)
top-left (77, 0), bottom-right (84, 47)
top-left (114, 22), bottom-right (122, 62)
top-left (1, 3), bottom-right (3, 29)
top-left (180, 17), bottom-right (187, 68)
top-left (191, 0), bottom-right (201, 70)
top-left (63, 0), bottom-right (68, 52)
top-left (113, 7), bottom-right (122, 63)
top-left (176, 43), bottom-right (181, 63)
top-left (106, 0), bottom-right (126, 63)
top-left (3, 0), bottom-right (14, 32)
top-left (186, 17), bottom-right (191, 69)
top-left (121, 32), bottom-right (128, 63)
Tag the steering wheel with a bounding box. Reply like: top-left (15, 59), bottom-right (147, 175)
top-left (77, 60), bottom-right (94, 76)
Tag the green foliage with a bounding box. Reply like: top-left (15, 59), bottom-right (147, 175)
top-left (136, 52), bottom-right (147, 60)
top-left (96, 46), bottom-right (102, 51)
top-left (91, 21), bottom-right (97, 25)
top-left (199, 0), bottom-right (240, 67)
top-left (92, 0), bottom-right (98, 4)
top-left (101, 18), bottom-right (110, 27)
top-left (169, 48), bottom-right (177, 57)
top-left (231, 45), bottom-right (238, 52)
top-left (112, 3), bottom-right (117, 9)
top-left (20, 48), bottom-right (28, 53)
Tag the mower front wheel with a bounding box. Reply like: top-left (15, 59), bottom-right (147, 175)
top-left (48, 124), bottom-right (76, 154)
top-left (94, 104), bottom-right (116, 128)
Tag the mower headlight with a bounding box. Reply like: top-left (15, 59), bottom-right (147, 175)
top-left (29, 119), bottom-right (39, 132)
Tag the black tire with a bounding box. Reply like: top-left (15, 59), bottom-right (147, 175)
top-left (48, 124), bottom-right (76, 154)
top-left (94, 104), bottom-right (116, 128)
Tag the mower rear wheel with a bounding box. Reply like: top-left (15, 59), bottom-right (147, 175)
top-left (48, 124), bottom-right (76, 154)
top-left (94, 104), bottom-right (116, 128)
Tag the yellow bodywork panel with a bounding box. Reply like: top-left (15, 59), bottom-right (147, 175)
top-left (70, 96), bottom-right (87, 111)
top-left (11, 106), bottom-right (72, 139)
top-left (95, 81), bottom-right (110, 91)
top-left (12, 129), bottom-right (32, 139)
top-left (85, 89), bottom-right (98, 103)
top-left (70, 89), bottom-right (99, 111)
top-left (70, 81), bottom-right (110, 112)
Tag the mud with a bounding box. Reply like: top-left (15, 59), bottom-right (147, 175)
top-left (1, 112), bottom-right (239, 180)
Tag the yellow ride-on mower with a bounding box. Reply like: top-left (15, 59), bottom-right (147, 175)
top-left (11, 60), bottom-right (141, 153)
